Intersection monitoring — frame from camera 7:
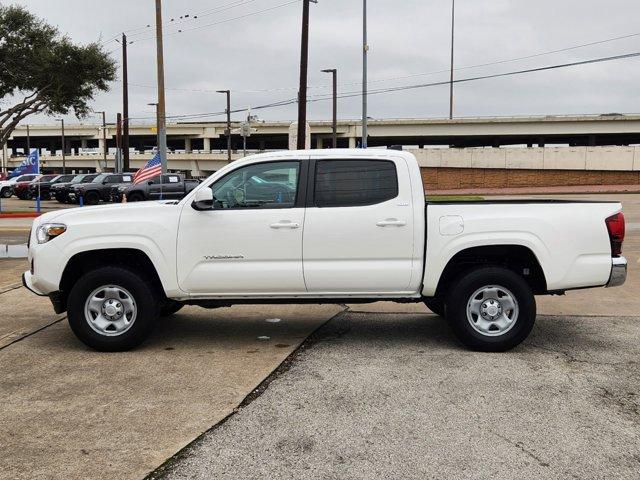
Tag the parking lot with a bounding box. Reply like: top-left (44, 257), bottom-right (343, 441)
top-left (0, 194), bottom-right (638, 479)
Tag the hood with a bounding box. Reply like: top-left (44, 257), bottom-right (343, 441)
top-left (36, 200), bottom-right (180, 225)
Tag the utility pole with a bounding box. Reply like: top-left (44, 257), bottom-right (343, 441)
top-left (122, 33), bottom-right (130, 170)
top-left (56, 118), bottom-right (66, 174)
top-left (297, 0), bottom-right (311, 150)
top-left (321, 69), bottom-right (337, 148)
top-left (155, 0), bottom-right (168, 173)
top-left (217, 90), bottom-right (232, 161)
top-left (26, 124), bottom-right (31, 153)
top-left (449, 0), bottom-right (455, 119)
top-left (362, 0), bottom-right (368, 148)
top-left (116, 113), bottom-right (122, 173)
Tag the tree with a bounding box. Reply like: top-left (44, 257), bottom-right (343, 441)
top-left (0, 5), bottom-right (116, 147)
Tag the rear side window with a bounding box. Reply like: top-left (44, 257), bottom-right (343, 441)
top-left (314, 160), bottom-right (398, 208)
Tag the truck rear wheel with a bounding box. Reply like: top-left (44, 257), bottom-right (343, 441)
top-left (445, 267), bottom-right (536, 352)
top-left (67, 266), bottom-right (160, 351)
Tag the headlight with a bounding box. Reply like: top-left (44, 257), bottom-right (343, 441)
top-left (36, 223), bottom-right (67, 244)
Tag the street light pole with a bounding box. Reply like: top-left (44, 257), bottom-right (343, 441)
top-left (155, 0), bottom-right (168, 173)
top-left (362, 0), bottom-right (368, 148)
top-left (449, 0), bottom-right (455, 119)
top-left (321, 69), bottom-right (337, 148)
top-left (26, 124), bottom-right (31, 153)
top-left (94, 111), bottom-right (107, 171)
top-left (56, 119), bottom-right (66, 174)
top-left (217, 90), bottom-right (232, 161)
top-left (122, 33), bottom-right (130, 170)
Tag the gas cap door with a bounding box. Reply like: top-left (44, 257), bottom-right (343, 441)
top-left (439, 215), bottom-right (464, 236)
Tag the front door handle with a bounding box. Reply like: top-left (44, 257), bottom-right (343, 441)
top-left (270, 221), bottom-right (300, 229)
top-left (376, 219), bottom-right (406, 227)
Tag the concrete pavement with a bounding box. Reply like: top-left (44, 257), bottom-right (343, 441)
top-left (0, 299), bottom-right (343, 479)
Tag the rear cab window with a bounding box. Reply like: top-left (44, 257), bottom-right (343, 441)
top-left (313, 159), bottom-right (398, 208)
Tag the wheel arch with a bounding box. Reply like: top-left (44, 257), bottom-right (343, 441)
top-left (58, 248), bottom-right (167, 312)
top-left (433, 244), bottom-right (548, 297)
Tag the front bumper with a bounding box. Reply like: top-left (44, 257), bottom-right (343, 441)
top-left (22, 271), bottom-right (46, 296)
top-left (606, 257), bottom-right (627, 288)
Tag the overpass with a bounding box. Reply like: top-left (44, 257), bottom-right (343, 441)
top-left (3, 114), bottom-right (640, 189)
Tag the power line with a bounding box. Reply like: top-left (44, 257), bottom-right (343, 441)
top-left (127, 49), bottom-right (640, 122)
top-left (130, 0), bottom-right (302, 43)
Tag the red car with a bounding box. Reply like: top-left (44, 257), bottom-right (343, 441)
top-left (13, 175), bottom-right (57, 200)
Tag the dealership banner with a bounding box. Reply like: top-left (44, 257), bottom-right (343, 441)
top-left (9, 149), bottom-right (39, 179)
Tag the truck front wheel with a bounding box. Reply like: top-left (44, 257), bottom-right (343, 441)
top-left (67, 266), bottom-right (160, 351)
top-left (445, 267), bottom-right (536, 352)
top-left (423, 298), bottom-right (445, 317)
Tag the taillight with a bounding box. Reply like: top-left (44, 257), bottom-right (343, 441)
top-left (605, 212), bottom-right (625, 257)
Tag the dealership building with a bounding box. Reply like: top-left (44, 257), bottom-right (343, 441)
top-left (3, 114), bottom-right (640, 190)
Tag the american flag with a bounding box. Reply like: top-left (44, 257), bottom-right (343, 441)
top-left (133, 153), bottom-right (162, 185)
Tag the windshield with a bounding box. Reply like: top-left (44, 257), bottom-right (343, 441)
top-left (15, 175), bottom-right (36, 182)
top-left (71, 174), bottom-right (98, 184)
top-left (91, 173), bottom-right (108, 183)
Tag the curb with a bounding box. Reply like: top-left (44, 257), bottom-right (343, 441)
top-left (0, 213), bottom-right (41, 219)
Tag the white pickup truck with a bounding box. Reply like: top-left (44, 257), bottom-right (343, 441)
top-left (23, 149), bottom-right (627, 352)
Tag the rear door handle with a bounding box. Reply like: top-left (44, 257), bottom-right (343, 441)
top-left (376, 219), bottom-right (407, 227)
top-left (270, 221), bottom-right (300, 229)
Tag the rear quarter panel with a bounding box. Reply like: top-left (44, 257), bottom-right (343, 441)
top-left (422, 202), bottom-right (622, 296)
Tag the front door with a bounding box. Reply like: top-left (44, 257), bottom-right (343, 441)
top-left (302, 157), bottom-right (415, 294)
top-left (177, 160), bottom-right (307, 296)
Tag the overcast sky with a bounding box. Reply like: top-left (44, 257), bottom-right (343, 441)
top-left (8, 0), bottom-right (640, 125)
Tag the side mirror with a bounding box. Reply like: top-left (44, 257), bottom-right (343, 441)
top-left (147, 180), bottom-right (154, 185)
top-left (191, 188), bottom-right (214, 211)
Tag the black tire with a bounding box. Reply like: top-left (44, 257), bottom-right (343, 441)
top-left (160, 300), bottom-right (184, 317)
top-left (84, 191), bottom-right (100, 205)
top-left (423, 298), bottom-right (446, 317)
top-left (445, 267), bottom-right (536, 352)
top-left (55, 194), bottom-right (66, 203)
top-left (0, 187), bottom-right (11, 198)
top-left (67, 266), bottom-right (160, 351)
top-left (42, 192), bottom-right (51, 200)
top-left (128, 192), bottom-right (145, 202)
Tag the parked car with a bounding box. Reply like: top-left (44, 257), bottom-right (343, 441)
top-left (68, 173), bottom-right (135, 205)
top-left (28, 174), bottom-right (76, 200)
top-left (0, 173), bottom-right (40, 198)
top-left (113, 173), bottom-right (200, 202)
top-left (23, 149), bottom-right (627, 352)
top-left (14, 174), bottom-right (58, 200)
top-left (51, 174), bottom-right (100, 203)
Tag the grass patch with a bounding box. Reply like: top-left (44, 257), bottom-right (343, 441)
top-left (426, 195), bottom-right (484, 202)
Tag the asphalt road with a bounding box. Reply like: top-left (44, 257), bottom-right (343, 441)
top-left (158, 311), bottom-right (640, 480)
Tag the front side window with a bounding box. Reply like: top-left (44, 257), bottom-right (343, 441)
top-left (314, 160), bottom-right (398, 207)
top-left (210, 161), bottom-right (299, 209)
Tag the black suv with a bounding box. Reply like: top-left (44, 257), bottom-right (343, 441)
top-left (28, 174), bottom-right (76, 200)
top-left (52, 174), bottom-right (100, 203)
top-left (69, 173), bottom-right (135, 205)
top-left (113, 174), bottom-right (200, 202)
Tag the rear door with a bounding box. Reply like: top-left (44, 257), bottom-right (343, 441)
top-left (302, 157), bottom-right (415, 294)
